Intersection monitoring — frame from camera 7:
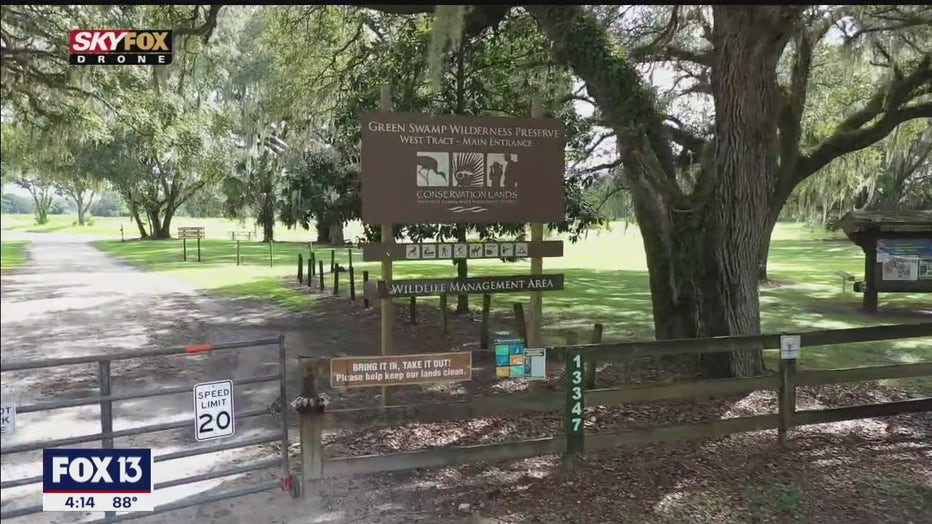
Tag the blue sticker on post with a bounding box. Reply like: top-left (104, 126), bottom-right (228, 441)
top-left (43, 448), bottom-right (155, 512)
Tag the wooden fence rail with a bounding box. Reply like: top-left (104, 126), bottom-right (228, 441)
top-left (298, 322), bottom-right (932, 494)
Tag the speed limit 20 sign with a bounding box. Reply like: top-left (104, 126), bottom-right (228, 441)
top-left (193, 380), bottom-right (235, 441)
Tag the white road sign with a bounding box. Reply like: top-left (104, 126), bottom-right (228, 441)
top-left (193, 380), bottom-right (235, 441)
top-left (780, 335), bottom-right (801, 360)
top-left (0, 404), bottom-right (16, 436)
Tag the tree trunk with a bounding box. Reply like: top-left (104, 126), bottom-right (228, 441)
top-left (75, 192), bottom-right (87, 226)
top-left (158, 207), bottom-right (176, 239)
top-left (756, 207), bottom-right (782, 282)
top-left (148, 208), bottom-right (166, 239)
top-left (28, 185), bottom-right (53, 225)
top-left (124, 196), bottom-right (149, 238)
top-left (315, 220), bottom-right (332, 244)
top-left (259, 199), bottom-right (276, 242)
top-left (329, 223), bottom-right (345, 245)
top-left (627, 7), bottom-right (793, 378)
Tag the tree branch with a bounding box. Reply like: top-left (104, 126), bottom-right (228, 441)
top-left (526, 5), bottom-right (681, 206)
top-left (797, 102), bottom-right (932, 184)
top-left (664, 124), bottom-right (706, 155)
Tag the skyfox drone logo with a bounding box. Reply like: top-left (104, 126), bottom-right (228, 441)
top-left (69, 30), bottom-right (173, 66)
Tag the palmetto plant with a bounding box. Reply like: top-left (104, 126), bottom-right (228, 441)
top-left (222, 149), bottom-right (282, 242)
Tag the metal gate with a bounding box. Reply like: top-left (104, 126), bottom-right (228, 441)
top-left (0, 336), bottom-right (295, 523)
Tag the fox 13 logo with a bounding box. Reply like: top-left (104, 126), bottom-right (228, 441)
top-left (69, 29), bottom-right (172, 66)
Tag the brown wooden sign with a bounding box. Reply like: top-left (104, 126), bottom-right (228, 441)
top-left (177, 226), bottom-right (205, 239)
top-left (360, 112), bottom-right (566, 224)
top-left (360, 240), bottom-right (564, 262)
top-left (363, 274), bottom-right (564, 299)
top-left (330, 352), bottom-right (472, 388)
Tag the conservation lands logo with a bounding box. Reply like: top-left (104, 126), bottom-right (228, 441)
top-left (415, 151), bottom-right (520, 214)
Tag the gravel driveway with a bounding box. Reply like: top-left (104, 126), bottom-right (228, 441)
top-left (0, 233), bottom-right (317, 524)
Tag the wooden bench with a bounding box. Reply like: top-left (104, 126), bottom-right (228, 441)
top-left (229, 230), bottom-right (254, 241)
top-left (833, 270), bottom-right (856, 292)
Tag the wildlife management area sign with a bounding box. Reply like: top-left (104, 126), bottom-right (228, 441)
top-left (360, 112), bottom-right (566, 224)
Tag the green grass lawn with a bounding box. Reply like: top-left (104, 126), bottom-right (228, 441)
top-left (91, 221), bottom-right (932, 391)
top-left (0, 240), bottom-right (29, 274)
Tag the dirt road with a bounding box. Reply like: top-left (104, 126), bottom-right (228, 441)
top-left (0, 233), bottom-right (350, 523)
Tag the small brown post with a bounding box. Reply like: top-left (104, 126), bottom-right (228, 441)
top-left (349, 266), bottom-right (356, 301)
top-left (236, 240), bottom-right (241, 266)
top-left (362, 271), bottom-right (370, 308)
top-left (318, 261), bottom-right (325, 290)
top-left (182, 238), bottom-right (188, 262)
top-left (297, 253), bottom-right (304, 283)
top-left (480, 294), bottom-right (492, 349)
top-left (299, 359), bottom-right (325, 501)
top-left (778, 357), bottom-right (798, 445)
top-left (347, 248), bottom-right (353, 269)
top-left (307, 259), bottom-right (313, 288)
top-left (409, 297), bottom-right (417, 324)
top-left (269, 240), bottom-right (274, 267)
top-left (439, 294), bottom-right (448, 334)
top-left (196, 235), bottom-right (202, 262)
top-left (333, 268), bottom-right (339, 295)
top-left (330, 250), bottom-right (335, 273)
top-left (585, 323), bottom-right (603, 389)
top-left (310, 252), bottom-right (316, 277)
top-left (120, 224), bottom-right (125, 242)
top-left (862, 229), bottom-right (879, 313)
top-left (513, 303), bottom-right (528, 346)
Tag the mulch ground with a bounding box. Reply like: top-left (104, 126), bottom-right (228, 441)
top-left (287, 280), bottom-right (932, 524)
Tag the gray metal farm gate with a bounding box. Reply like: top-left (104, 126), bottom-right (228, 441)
top-left (0, 336), bottom-right (296, 523)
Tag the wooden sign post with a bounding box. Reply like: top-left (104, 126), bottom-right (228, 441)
top-left (177, 227), bottom-right (205, 262)
top-left (379, 85), bottom-right (395, 407)
top-left (359, 93), bottom-right (566, 393)
top-left (527, 99), bottom-right (544, 353)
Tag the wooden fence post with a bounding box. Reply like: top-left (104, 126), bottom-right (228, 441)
top-left (409, 297), bottom-right (417, 325)
top-left (307, 259), bottom-right (313, 288)
top-left (196, 235), bottom-right (202, 262)
top-left (349, 266), bottom-right (356, 301)
top-left (297, 253), bottom-right (304, 283)
top-left (362, 271), bottom-right (370, 308)
top-left (269, 240), bottom-right (274, 267)
top-left (333, 269), bottom-right (339, 295)
top-left (182, 238), bottom-right (188, 262)
top-left (330, 250), bottom-right (335, 273)
top-left (480, 294), bottom-right (492, 349)
top-left (299, 359), bottom-right (325, 501)
top-left (318, 261), bottom-right (325, 290)
top-left (513, 303), bottom-right (528, 346)
top-left (778, 357), bottom-right (798, 445)
top-left (586, 323), bottom-right (604, 389)
top-left (236, 240), bottom-right (241, 266)
top-left (310, 252), bottom-right (316, 277)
